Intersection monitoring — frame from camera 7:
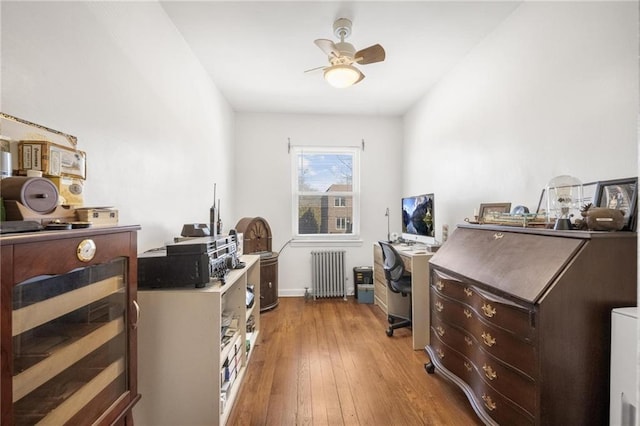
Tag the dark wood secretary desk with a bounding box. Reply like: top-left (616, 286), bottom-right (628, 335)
top-left (425, 224), bottom-right (636, 425)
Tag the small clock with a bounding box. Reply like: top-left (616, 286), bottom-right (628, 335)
top-left (77, 239), bottom-right (96, 262)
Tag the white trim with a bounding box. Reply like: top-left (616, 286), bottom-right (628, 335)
top-left (290, 238), bottom-right (363, 248)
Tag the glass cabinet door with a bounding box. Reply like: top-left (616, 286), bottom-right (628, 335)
top-left (12, 258), bottom-right (129, 425)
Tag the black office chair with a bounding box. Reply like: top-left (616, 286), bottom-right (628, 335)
top-left (378, 241), bottom-right (412, 337)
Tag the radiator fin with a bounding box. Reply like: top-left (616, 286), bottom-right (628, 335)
top-left (311, 250), bottom-right (347, 299)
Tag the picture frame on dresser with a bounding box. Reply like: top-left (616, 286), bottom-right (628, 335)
top-left (594, 177), bottom-right (638, 231)
top-left (478, 202), bottom-right (511, 220)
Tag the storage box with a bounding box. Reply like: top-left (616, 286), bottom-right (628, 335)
top-left (48, 176), bottom-right (84, 206)
top-left (357, 284), bottom-right (374, 304)
top-left (18, 140), bottom-right (86, 179)
top-left (354, 266), bottom-right (373, 284)
top-left (76, 207), bottom-right (118, 226)
top-left (353, 266), bottom-right (373, 299)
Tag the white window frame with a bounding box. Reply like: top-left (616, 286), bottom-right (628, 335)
top-left (291, 146), bottom-right (360, 243)
top-left (334, 197), bottom-right (346, 207)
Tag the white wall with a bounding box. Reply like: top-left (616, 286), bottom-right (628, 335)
top-left (404, 1), bottom-right (638, 240)
top-left (1, 2), bottom-right (234, 252)
top-left (234, 113), bottom-right (402, 296)
top-left (2, 1), bottom-right (637, 297)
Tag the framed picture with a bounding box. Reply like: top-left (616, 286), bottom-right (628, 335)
top-left (594, 177), bottom-right (637, 231)
top-left (0, 112), bottom-right (77, 147)
top-left (479, 202), bottom-right (511, 220)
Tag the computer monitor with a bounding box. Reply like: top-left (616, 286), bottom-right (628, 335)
top-left (401, 193), bottom-right (436, 245)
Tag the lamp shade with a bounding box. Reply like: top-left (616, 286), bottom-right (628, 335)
top-left (324, 64), bottom-right (360, 88)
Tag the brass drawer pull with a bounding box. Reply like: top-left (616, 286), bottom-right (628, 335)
top-left (482, 303), bottom-right (496, 318)
top-left (464, 336), bottom-right (473, 346)
top-left (435, 281), bottom-right (444, 291)
top-left (483, 364), bottom-right (497, 380)
top-left (463, 308), bottom-right (472, 319)
top-left (436, 348), bottom-right (445, 359)
top-left (481, 332), bottom-right (496, 347)
top-left (482, 394), bottom-right (497, 411)
top-left (436, 326), bottom-right (445, 337)
top-left (435, 301), bottom-right (444, 312)
top-left (493, 232), bottom-right (504, 240)
top-left (464, 288), bottom-right (473, 297)
top-left (464, 361), bottom-right (472, 372)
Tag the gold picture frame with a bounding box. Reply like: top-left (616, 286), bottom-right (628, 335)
top-left (478, 202), bottom-right (512, 221)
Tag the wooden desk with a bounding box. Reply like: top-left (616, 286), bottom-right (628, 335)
top-left (373, 243), bottom-right (434, 350)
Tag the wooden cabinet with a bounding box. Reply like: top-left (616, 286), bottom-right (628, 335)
top-left (235, 217), bottom-right (279, 311)
top-left (425, 224), bottom-right (637, 426)
top-left (1, 226), bottom-right (141, 426)
top-left (134, 254), bottom-right (260, 426)
top-left (259, 251), bottom-right (279, 311)
top-left (372, 244), bottom-right (388, 311)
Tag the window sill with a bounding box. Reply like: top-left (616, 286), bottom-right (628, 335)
top-left (290, 239), bottom-right (363, 248)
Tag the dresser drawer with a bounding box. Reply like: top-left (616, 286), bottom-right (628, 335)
top-left (431, 317), bottom-right (536, 415)
top-left (432, 292), bottom-right (536, 377)
top-left (432, 271), bottom-right (535, 340)
top-left (429, 335), bottom-right (535, 426)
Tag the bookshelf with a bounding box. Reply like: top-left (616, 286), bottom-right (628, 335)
top-left (134, 254), bottom-right (260, 426)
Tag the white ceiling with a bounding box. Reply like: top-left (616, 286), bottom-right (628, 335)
top-left (161, 1), bottom-right (521, 116)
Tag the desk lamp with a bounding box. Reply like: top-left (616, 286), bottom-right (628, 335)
top-left (546, 175), bottom-right (583, 230)
top-left (385, 207), bottom-right (391, 242)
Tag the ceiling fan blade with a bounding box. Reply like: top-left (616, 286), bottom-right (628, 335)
top-left (314, 39), bottom-right (340, 58)
top-left (355, 44), bottom-right (385, 65)
top-left (304, 65), bottom-right (327, 73)
top-left (354, 70), bottom-right (365, 85)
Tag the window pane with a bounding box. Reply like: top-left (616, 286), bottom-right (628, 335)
top-left (299, 195), bottom-right (353, 235)
top-left (296, 152), bottom-right (353, 192)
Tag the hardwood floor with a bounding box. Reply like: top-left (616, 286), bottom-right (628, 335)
top-left (228, 297), bottom-right (483, 426)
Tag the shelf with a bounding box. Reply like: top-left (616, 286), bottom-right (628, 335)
top-left (15, 356), bottom-right (125, 426)
top-left (14, 316), bottom-right (125, 402)
top-left (13, 276), bottom-right (124, 336)
top-left (134, 253), bottom-right (260, 426)
top-left (246, 302), bottom-right (256, 320)
top-left (220, 331), bottom-right (242, 369)
top-left (221, 364), bottom-right (246, 426)
top-left (246, 331), bottom-right (259, 360)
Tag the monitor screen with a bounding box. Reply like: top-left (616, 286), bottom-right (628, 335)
top-left (401, 193), bottom-right (435, 245)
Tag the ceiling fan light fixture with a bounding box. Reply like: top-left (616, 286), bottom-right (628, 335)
top-left (324, 64), bottom-right (360, 88)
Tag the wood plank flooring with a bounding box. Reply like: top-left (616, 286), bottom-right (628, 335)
top-left (228, 297), bottom-right (483, 426)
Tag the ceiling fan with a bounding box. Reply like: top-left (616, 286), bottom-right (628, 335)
top-left (306, 18), bottom-right (386, 88)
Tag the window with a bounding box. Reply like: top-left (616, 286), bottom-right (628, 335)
top-left (291, 146), bottom-right (360, 239)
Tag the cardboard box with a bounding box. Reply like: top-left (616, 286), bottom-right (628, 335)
top-left (18, 140), bottom-right (86, 179)
top-left (48, 176), bottom-right (84, 206)
top-left (76, 207), bottom-right (118, 226)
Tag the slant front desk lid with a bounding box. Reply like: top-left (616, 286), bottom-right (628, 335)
top-left (430, 225), bottom-right (587, 304)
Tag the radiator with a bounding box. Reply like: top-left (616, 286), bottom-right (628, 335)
top-left (311, 250), bottom-right (347, 299)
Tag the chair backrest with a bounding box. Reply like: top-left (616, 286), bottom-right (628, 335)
top-left (378, 241), bottom-right (406, 292)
